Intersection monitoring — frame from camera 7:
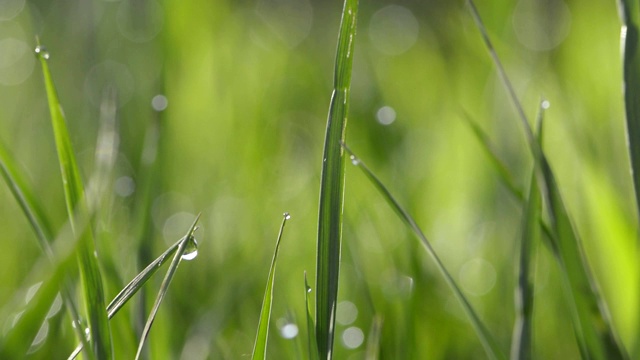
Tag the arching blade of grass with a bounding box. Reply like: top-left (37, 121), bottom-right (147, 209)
top-left (342, 144), bottom-right (505, 360)
top-left (315, 0), bottom-right (358, 359)
top-left (134, 214), bottom-right (200, 360)
top-left (36, 43), bottom-right (112, 359)
top-left (251, 213), bottom-right (291, 360)
top-left (67, 231), bottom-right (196, 359)
top-left (618, 0), bottom-right (640, 220)
top-left (468, 2), bottom-right (628, 358)
top-left (305, 272), bottom-right (319, 360)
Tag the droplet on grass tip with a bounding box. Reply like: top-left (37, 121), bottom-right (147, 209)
top-left (181, 237), bottom-right (198, 261)
top-left (350, 155), bottom-right (359, 166)
top-left (283, 212), bottom-right (291, 220)
top-left (541, 100), bottom-right (550, 109)
top-left (34, 45), bottom-right (50, 60)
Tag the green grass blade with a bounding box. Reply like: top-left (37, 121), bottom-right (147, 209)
top-left (251, 213), bottom-right (291, 360)
top-left (315, 1), bottom-right (358, 358)
top-left (67, 233), bottom-right (189, 359)
top-left (511, 171), bottom-right (540, 360)
top-left (618, 0), bottom-right (640, 219)
top-left (305, 272), bottom-right (319, 360)
top-left (36, 43), bottom-right (112, 359)
top-left (0, 141), bottom-right (54, 254)
top-left (462, 113), bottom-right (524, 201)
top-left (468, 3), bottom-right (629, 358)
top-left (134, 214), bottom-right (200, 360)
top-left (364, 315), bottom-right (383, 360)
top-left (342, 144), bottom-right (505, 360)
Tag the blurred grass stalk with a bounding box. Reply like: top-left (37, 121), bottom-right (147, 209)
top-left (468, 1), bottom-right (629, 358)
top-left (315, 0), bottom-right (358, 359)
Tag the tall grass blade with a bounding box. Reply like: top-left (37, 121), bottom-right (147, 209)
top-left (468, 2), bottom-right (628, 358)
top-left (305, 272), bottom-right (319, 360)
top-left (134, 214), bottom-right (201, 360)
top-left (36, 43), bottom-right (112, 359)
top-left (315, 0), bottom-right (358, 359)
top-left (510, 101), bottom-right (545, 360)
top-left (618, 0), bottom-right (640, 219)
top-left (251, 213), bottom-right (291, 360)
top-left (342, 144), bottom-right (505, 360)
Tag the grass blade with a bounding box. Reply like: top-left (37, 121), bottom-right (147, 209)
top-left (468, 2), bottom-right (629, 358)
top-left (67, 233), bottom-right (191, 359)
top-left (134, 214), bottom-right (201, 360)
top-left (36, 43), bottom-right (112, 359)
top-left (251, 213), bottom-right (291, 360)
top-left (343, 144), bottom-right (505, 360)
top-left (364, 315), bottom-right (383, 360)
top-left (618, 0), bottom-right (640, 220)
top-left (315, 1), bottom-right (358, 358)
top-left (305, 272), bottom-right (319, 360)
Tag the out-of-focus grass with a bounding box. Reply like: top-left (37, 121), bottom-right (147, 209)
top-left (0, 0), bottom-right (638, 358)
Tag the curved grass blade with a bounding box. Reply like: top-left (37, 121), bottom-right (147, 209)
top-left (134, 213), bottom-right (201, 360)
top-left (342, 144), bottom-right (505, 360)
top-left (305, 272), bottom-right (319, 360)
top-left (315, 0), bottom-right (358, 358)
top-left (251, 213), bottom-right (291, 360)
top-left (618, 0), bottom-right (640, 220)
top-left (36, 43), bottom-right (112, 359)
top-left (67, 233), bottom-right (190, 359)
top-left (365, 315), bottom-right (383, 360)
top-left (468, 2), bottom-right (628, 358)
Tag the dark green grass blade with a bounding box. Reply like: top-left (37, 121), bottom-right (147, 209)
top-left (305, 272), bottom-right (319, 360)
top-left (251, 213), bottom-right (291, 360)
top-left (36, 44), bottom-right (112, 359)
top-left (510, 101), bottom-right (545, 360)
top-left (468, 3), bottom-right (628, 358)
top-left (315, 0), bottom-right (358, 359)
top-left (67, 233), bottom-right (191, 359)
top-left (618, 0), bottom-right (640, 220)
top-left (343, 145), bottom-right (505, 360)
top-left (511, 170), bottom-right (540, 360)
top-left (134, 214), bottom-right (200, 360)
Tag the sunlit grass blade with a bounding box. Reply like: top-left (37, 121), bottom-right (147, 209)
top-left (305, 272), bottom-right (319, 360)
top-left (251, 213), bottom-right (291, 360)
top-left (468, 2), bottom-right (629, 358)
top-left (365, 315), bottom-right (383, 360)
top-left (134, 214), bottom-right (200, 360)
top-left (618, 0), bottom-right (640, 219)
top-left (36, 43), bottom-right (112, 359)
top-left (342, 144), bottom-right (505, 360)
top-left (315, 0), bottom-right (358, 358)
top-left (67, 233), bottom-right (191, 359)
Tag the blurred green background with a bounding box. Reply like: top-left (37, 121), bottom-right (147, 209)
top-left (0, 0), bottom-right (638, 358)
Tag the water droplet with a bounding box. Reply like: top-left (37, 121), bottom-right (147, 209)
top-left (280, 323), bottom-right (299, 339)
top-left (181, 237), bottom-right (198, 260)
top-left (350, 155), bottom-right (359, 166)
top-left (283, 212), bottom-right (291, 220)
top-left (541, 100), bottom-right (551, 109)
top-left (306, 286), bottom-right (312, 294)
top-left (34, 45), bottom-right (50, 60)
